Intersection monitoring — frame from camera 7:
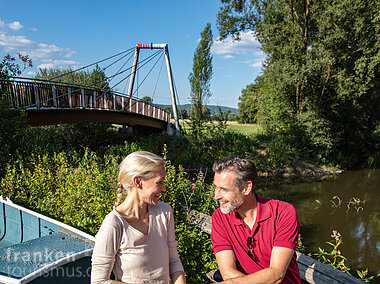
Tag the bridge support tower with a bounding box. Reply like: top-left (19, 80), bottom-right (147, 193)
top-left (128, 43), bottom-right (181, 134)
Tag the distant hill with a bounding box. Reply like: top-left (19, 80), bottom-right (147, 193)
top-left (155, 104), bottom-right (238, 115)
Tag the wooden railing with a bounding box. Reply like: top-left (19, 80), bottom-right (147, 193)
top-left (187, 210), bottom-right (364, 284)
top-left (0, 79), bottom-right (170, 123)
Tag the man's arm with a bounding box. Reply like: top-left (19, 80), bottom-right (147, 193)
top-left (217, 246), bottom-right (295, 284)
top-left (215, 250), bottom-right (245, 280)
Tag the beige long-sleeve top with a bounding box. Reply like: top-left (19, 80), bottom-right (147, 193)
top-left (91, 202), bottom-right (184, 284)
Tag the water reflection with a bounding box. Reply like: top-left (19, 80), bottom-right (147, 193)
top-left (260, 169), bottom-right (380, 275)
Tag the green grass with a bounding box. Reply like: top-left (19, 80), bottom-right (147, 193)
top-left (226, 123), bottom-right (264, 136)
top-left (174, 119), bottom-right (264, 137)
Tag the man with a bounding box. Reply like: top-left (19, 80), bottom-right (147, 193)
top-left (211, 156), bottom-right (301, 283)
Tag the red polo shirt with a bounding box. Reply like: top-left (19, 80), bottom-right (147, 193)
top-left (211, 195), bottom-right (301, 284)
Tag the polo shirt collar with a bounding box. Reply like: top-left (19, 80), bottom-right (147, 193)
top-left (230, 194), bottom-right (272, 226)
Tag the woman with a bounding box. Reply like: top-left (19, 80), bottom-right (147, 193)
top-left (91, 151), bottom-right (186, 284)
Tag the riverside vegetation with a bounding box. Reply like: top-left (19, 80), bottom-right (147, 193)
top-left (1, 119), bottom-right (379, 283)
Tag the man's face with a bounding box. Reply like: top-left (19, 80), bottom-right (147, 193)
top-left (213, 170), bottom-right (244, 214)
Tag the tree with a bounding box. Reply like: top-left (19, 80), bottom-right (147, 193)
top-left (141, 96), bottom-right (153, 104)
top-left (0, 54), bottom-right (32, 175)
top-left (1, 53), bottom-right (32, 81)
top-left (238, 82), bottom-right (260, 123)
top-left (188, 23), bottom-right (213, 134)
top-left (35, 65), bottom-right (109, 90)
top-left (217, 0), bottom-right (379, 164)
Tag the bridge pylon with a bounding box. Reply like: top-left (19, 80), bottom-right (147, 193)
top-left (128, 43), bottom-right (181, 134)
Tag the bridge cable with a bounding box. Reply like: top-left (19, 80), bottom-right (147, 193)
top-left (47, 47), bottom-right (135, 81)
top-left (117, 49), bottom-right (164, 112)
top-left (101, 49), bottom-right (135, 73)
top-left (132, 50), bottom-right (164, 98)
top-left (106, 51), bottom-right (135, 84)
top-left (111, 49), bottom-right (162, 93)
top-left (60, 50), bottom-right (163, 110)
top-left (69, 49), bottom-right (163, 111)
top-left (132, 51), bottom-right (165, 113)
top-left (151, 54), bottom-right (165, 102)
top-left (22, 48), bottom-right (163, 111)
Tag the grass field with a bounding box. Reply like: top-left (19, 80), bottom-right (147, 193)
top-left (225, 122), bottom-right (264, 136)
top-left (176, 120), bottom-right (263, 136)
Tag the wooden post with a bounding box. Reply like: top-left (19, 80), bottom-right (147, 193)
top-left (93, 90), bottom-right (97, 109)
top-left (81, 88), bottom-right (85, 109)
top-left (113, 93), bottom-right (116, 111)
top-left (68, 87), bottom-right (72, 109)
top-left (34, 84), bottom-right (40, 108)
top-left (52, 85), bottom-right (57, 108)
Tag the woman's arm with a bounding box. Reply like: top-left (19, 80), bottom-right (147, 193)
top-left (91, 214), bottom-right (122, 284)
top-left (171, 271), bottom-right (186, 284)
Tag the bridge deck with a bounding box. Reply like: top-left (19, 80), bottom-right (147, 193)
top-left (1, 79), bottom-right (170, 129)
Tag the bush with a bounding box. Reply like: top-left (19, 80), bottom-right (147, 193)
top-left (0, 144), bottom-right (219, 282)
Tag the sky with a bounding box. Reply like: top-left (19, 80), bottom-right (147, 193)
top-left (0, 0), bottom-right (265, 108)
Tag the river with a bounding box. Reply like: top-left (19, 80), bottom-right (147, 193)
top-left (261, 168), bottom-right (380, 281)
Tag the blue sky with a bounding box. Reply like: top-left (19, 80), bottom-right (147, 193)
top-left (0, 0), bottom-right (264, 108)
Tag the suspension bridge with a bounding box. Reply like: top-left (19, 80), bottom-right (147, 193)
top-left (0, 43), bottom-right (181, 134)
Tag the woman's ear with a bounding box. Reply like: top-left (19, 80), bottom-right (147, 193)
top-left (132, 176), bottom-right (142, 189)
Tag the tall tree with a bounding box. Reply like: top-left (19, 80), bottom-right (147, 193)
top-left (218, 0), bottom-right (379, 164)
top-left (188, 23), bottom-right (213, 133)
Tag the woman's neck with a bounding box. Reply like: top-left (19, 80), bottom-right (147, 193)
top-left (116, 188), bottom-right (148, 220)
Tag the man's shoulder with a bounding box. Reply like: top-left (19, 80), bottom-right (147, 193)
top-left (212, 208), bottom-right (236, 225)
top-left (258, 195), bottom-right (295, 210)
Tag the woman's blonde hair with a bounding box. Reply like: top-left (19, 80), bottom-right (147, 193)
top-left (115, 151), bottom-right (164, 206)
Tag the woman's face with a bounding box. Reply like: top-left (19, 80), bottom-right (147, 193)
top-left (140, 167), bottom-right (166, 205)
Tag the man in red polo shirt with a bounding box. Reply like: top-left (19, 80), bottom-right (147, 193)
top-left (211, 156), bottom-right (301, 283)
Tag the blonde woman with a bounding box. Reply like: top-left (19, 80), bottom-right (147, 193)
top-left (91, 151), bottom-right (186, 284)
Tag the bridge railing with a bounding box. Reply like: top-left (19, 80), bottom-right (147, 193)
top-left (0, 78), bottom-right (170, 123)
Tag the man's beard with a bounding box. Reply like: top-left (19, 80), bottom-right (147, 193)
top-left (220, 193), bottom-right (244, 214)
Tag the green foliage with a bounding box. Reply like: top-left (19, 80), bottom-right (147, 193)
top-left (160, 145), bottom-right (218, 281)
top-left (34, 65), bottom-right (109, 89)
top-left (314, 230), bottom-right (349, 273)
top-left (0, 53), bottom-right (32, 81)
top-left (0, 54), bottom-right (32, 175)
top-left (238, 82), bottom-right (259, 123)
top-left (141, 96), bottom-right (153, 104)
top-left (0, 142), bottom-right (220, 283)
top-left (219, 0), bottom-right (380, 167)
top-left (213, 109), bottom-right (236, 122)
top-left (1, 151), bottom-right (117, 234)
top-left (189, 23), bottom-right (213, 135)
top-left (314, 230), bottom-right (378, 283)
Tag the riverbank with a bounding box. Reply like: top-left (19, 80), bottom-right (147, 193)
top-left (258, 162), bottom-right (343, 181)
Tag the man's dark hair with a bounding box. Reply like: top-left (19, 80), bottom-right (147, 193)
top-left (213, 155), bottom-right (257, 191)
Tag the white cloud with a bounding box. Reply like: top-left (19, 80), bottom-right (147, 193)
top-left (0, 32), bottom-right (33, 51)
top-left (250, 61), bottom-right (263, 68)
top-left (0, 19), bottom-right (5, 28)
top-left (212, 31), bottom-right (266, 68)
top-left (38, 59), bottom-right (80, 70)
top-left (0, 31), bottom-right (75, 60)
top-left (37, 63), bottom-right (55, 69)
top-left (8, 21), bottom-right (23, 31)
top-left (30, 27), bottom-right (38, 32)
top-left (212, 31), bottom-right (261, 58)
